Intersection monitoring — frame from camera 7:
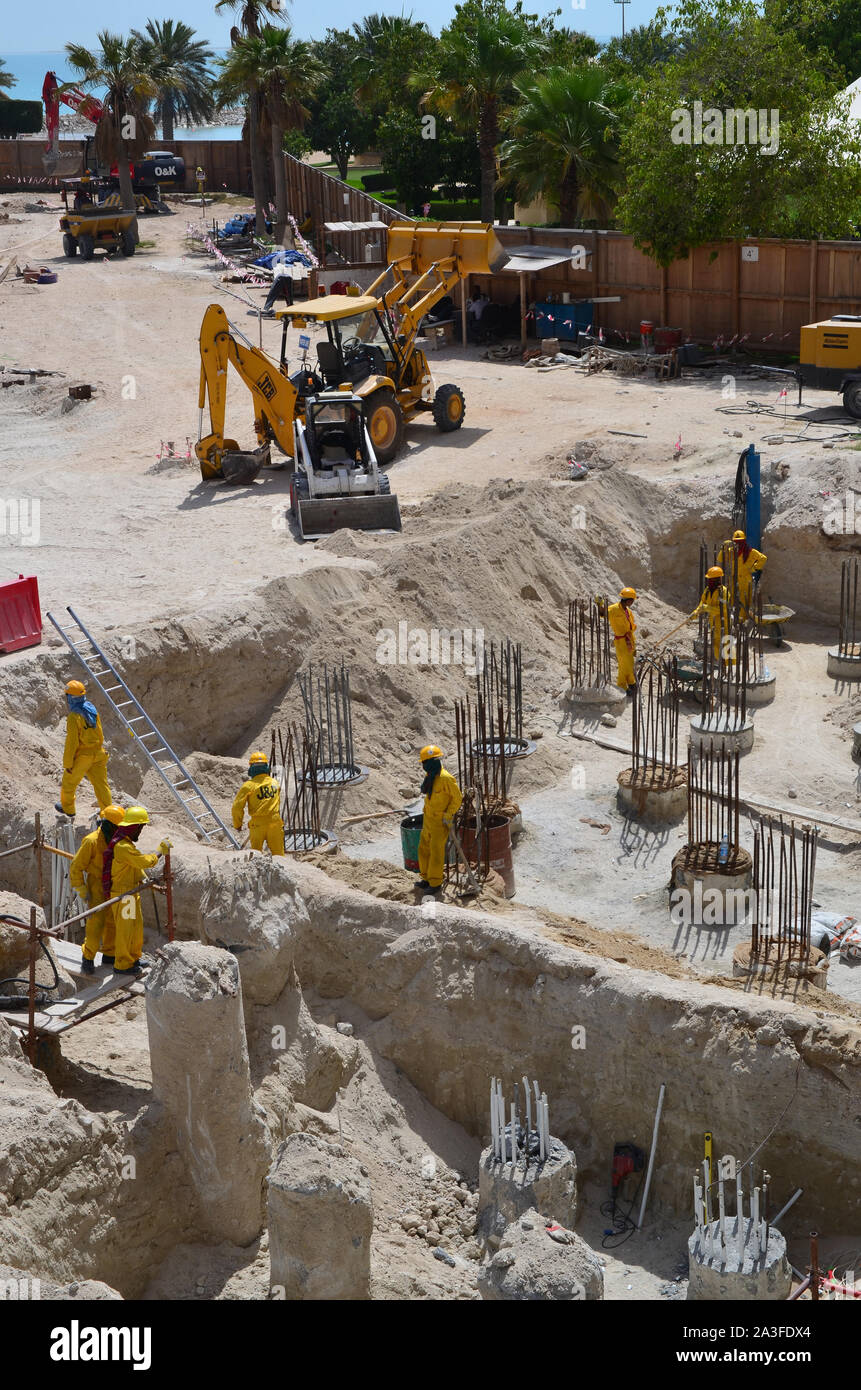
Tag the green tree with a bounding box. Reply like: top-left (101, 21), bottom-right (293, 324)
top-left (615, 0), bottom-right (861, 265)
top-left (351, 12), bottom-right (437, 126)
top-left (600, 19), bottom-right (682, 78)
top-left (133, 19), bottom-right (215, 140)
top-left (545, 25), bottom-right (601, 65)
top-left (414, 0), bottom-right (547, 221)
top-left (66, 33), bottom-right (156, 242)
top-left (378, 105), bottom-right (441, 207)
top-left (500, 67), bottom-right (630, 226)
top-left (309, 90), bottom-right (374, 180)
top-left (216, 0), bottom-right (284, 235)
top-left (219, 25), bottom-right (324, 241)
top-left (767, 0), bottom-right (859, 86)
top-left (0, 61), bottom-right (17, 96)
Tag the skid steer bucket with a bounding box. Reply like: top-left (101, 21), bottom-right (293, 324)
top-left (386, 222), bottom-right (509, 275)
top-left (296, 492), bottom-right (402, 542)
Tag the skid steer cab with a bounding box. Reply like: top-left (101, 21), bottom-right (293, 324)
top-left (290, 389), bottom-right (401, 541)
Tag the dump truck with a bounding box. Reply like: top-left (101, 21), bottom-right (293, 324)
top-left (290, 389), bottom-right (401, 540)
top-left (799, 316), bottom-right (861, 417)
top-left (194, 221), bottom-right (508, 486)
top-left (58, 178), bottom-right (136, 259)
top-left (278, 221), bottom-right (508, 463)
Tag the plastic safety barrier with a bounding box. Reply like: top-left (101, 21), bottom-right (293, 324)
top-left (0, 574), bottom-right (41, 654)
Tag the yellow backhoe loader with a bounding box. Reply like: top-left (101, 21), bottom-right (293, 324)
top-left (278, 221), bottom-right (508, 463)
top-left (194, 221), bottom-right (508, 488)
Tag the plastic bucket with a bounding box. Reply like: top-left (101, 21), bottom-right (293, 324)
top-left (639, 319), bottom-right (654, 336)
top-left (460, 813), bottom-right (515, 898)
top-left (400, 814), bottom-right (423, 871)
top-left (654, 326), bottom-right (683, 351)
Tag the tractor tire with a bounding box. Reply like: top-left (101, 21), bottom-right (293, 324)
top-left (78, 233), bottom-right (95, 261)
top-left (432, 383), bottom-right (466, 433)
top-left (378, 472), bottom-right (392, 495)
top-left (843, 381), bottom-right (861, 419)
top-left (120, 229), bottom-right (136, 257)
top-left (366, 389), bottom-right (405, 465)
top-left (62, 233), bottom-right (78, 259)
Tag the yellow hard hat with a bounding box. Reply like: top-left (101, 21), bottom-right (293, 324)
top-left (248, 751), bottom-right (269, 765)
top-left (420, 745), bottom-right (443, 761)
top-left (102, 805), bottom-right (125, 825)
top-left (732, 530), bottom-right (746, 541)
top-left (65, 679), bottom-right (86, 696)
top-left (620, 587), bottom-right (637, 600)
top-left (706, 565), bottom-right (724, 579)
top-left (122, 805), bottom-right (150, 826)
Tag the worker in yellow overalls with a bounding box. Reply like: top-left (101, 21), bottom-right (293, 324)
top-left (719, 529), bottom-right (767, 620)
top-left (103, 805), bottom-right (171, 976)
top-left (416, 745), bottom-right (463, 895)
top-left (56, 679), bottom-right (113, 818)
top-left (692, 566), bottom-right (732, 661)
top-left (608, 587), bottom-right (638, 694)
top-left (232, 751), bottom-right (285, 854)
top-left (69, 803), bottom-right (126, 975)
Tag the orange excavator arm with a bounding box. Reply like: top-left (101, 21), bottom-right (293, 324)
top-left (195, 303), bottom-right (298, 483)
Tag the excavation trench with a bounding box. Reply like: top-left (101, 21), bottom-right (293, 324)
top-left (1, 469), bottom-right (861, 1295)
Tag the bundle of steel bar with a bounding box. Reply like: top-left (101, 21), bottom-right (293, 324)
top-left (700, 620), bottom-right (749, 731)
top-left (839, 557), bottom-right (860, 658)
top-left (686, 741), bottom-right (741, 870)
top-left (454, 694), bottom-right (509, 808)
top-left (296, 661), bottom-right (360, 785)
top-left (567, 597), bottom-right (611, 689)
top-left (750, 817), bottom-right (818, 965)
top-left (489, 1076), bottom-right (550, 1165)
top-left (693, 1155), bottom-right (773, 1265)
top-left (269, 724), bottom-right (323, 850)
top-left (632, 652), bottom-right (681, 785)
top-left (477, 638), bottom-right (523, 743)
top-left (446, 782), bottom-right (490, 894)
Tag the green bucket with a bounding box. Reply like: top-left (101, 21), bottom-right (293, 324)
top-left (400, 814), bottom-right (423, 871)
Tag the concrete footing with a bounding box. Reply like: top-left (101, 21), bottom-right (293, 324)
top-left (478, 1209), bottom-right (604, 1300)
top-left (732, 941), bottom-right (829, 991)
top-left (478, 1136), bottom-right (576, 1250)
top-left (617, 766), bottom-right (687, 823)
top-left (267, 1133), bottom-right (372, 1300)
top-left (672, 847), bottom-right (753, 925)
top-left (827, 646), bottom-right (861, 680)
top-left (744, 670), bottom-right (776, 706)
top-left (687, 1221), bottom-right (792, 1301)
top-left (690, 714), bottom-right (755, 754)
top-left (145, 942), bottom-right (271, 1245)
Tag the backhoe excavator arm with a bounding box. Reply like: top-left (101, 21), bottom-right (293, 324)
top-left (195, 303), bottom-right (298, 481)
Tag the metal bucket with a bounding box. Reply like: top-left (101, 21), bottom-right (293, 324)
top-left (400, 814), bottom-right (423, 871)
top-left (460, 813), bottom-right (515, 898)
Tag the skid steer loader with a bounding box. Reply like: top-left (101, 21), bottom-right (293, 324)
top-left (290, 390), bottom-right (401, 541)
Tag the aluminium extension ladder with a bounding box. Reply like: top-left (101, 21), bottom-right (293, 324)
top-left (47, 606), bottom-right (240, 849)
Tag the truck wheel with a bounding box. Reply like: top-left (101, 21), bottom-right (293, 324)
top-left (120, 229), bottom-right (136, 256)
top-left (432, 383), bottom-right (466, 432)
top-left (843, 381), bottom-right (861, 418)
top-left (366, 389), bottom-right (405, 464)
top-left (62, 233), bottom-right (78, 258)
top-left (290, 472), bottom-right (309, 517)
top-left (78, 233), bottom-right (95, 261)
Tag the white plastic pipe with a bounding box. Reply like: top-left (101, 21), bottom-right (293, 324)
top-left (510, 1103), bottom-right (516, 1164)
top-left (524, 1075), bottom-right (531, 1136)
top-left (693, 1174), bottom-right (703, 1231)
top-left (702, 1159), bottom-right (712, 1223)
top-left (637, 1083), bottom-right (666, 1229)
top-left (490, 1080), bottom-right (498, 1159)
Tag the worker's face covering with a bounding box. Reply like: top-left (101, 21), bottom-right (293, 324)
top-left (421, 758), bottom-right (442, 794)
top-left (67, 694), bottom-right (98, 727)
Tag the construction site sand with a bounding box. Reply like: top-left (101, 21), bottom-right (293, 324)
top-left (3, 197), bottom-right (861, 1298)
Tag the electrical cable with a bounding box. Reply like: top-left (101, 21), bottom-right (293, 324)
top-left (0, 914), bottom-right (61, 1011)
top-left (600, 1168), bottom-right (646, 1250)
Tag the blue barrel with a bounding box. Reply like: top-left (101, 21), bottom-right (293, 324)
top-left (400, 814), bottom-right (423, 871)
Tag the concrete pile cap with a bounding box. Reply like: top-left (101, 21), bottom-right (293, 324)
top-left (268, 1132), bottom-right (371, 1199)
top-left (145, 941), bottom-right (239, 1000)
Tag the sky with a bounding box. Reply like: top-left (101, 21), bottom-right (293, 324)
top-left (2, 0), bottom-right (663, 54)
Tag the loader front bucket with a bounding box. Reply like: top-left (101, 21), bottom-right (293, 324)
top-left (296, 492), bottom-right (402, 542)
top-left (386, 222), bottom-right (509, 275)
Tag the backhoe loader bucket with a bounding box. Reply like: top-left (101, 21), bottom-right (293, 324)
top-left (386, 222), bottom-right (509, 275)
top-left (296, 492), bottom-right (402, 542)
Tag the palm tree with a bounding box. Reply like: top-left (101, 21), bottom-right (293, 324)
top-left (219, 26), bottom-right (324, 242)
top-left (0, 62), bottom-right (17, 97)
top-left (215, 0), bottom-right (284, 237)
top-left (133, 19), bottom-right (215, 140)
top-left (351, 13), bottom-right (434, 110)
top-left (66, 33), bottom-right (156, 242)
top-left (499, 67), bottom-right (630, 226)
top-left (414, 2), bottom-right (546, 222)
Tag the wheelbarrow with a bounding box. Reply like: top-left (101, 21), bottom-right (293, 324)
top-left (754, 602), bottom-right (794, 647)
